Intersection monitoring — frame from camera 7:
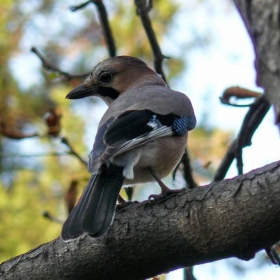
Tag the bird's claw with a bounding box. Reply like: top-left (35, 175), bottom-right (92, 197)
top-left (148, 188), bottom-right (182, 202)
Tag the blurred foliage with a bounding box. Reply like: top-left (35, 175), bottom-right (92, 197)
top-left (0, 0), bottom-right (227, 273)
top-left (189, 125), bottom-right (232, 183)
top-left (0, 170), bottom-right (61, 262)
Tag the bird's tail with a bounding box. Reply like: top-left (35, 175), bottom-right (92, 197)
top-left (61, 163), bottom-right (124, 241)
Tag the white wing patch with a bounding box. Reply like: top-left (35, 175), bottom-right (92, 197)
top-left (105, 126), bottom-right (173, 158)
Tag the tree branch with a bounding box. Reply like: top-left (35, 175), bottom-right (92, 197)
top-left (173, 149), bottom-right (198, 189)
top-left (70, 0), bottom-right (116, 57)
top-left (214, 95), bottom-right (270, 181)
top-left (60, 136), bottom-right (87, 166)
top-left (33, 1), bottom-right (116, 78)
top-left (90, 0), bottom-right (116, 57)
top-left (233, 0), bottom-right (280, 123)
top-left (31, 47), bottom-right (89, 80)
top-left (69, 1), bottom-right (91, 11)
top-left (235, 95), bottom-right (270, 175)
top-left (134, 0), bottom-right (168, 84)
top-left (220, 86), bottom-right (262, 107)
top-left (1, 161), bottom-right (280, 279)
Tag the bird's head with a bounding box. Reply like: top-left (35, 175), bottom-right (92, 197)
top-left (66, 56), bottom-right (166, 105)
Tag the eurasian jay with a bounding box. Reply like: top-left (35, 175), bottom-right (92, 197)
top-left (61, 56), bottom-right (196, 240)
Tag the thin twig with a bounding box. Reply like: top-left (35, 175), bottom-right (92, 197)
top-left (173, 149), bottom-right (197, 189)
top-left (219, 99), bottom-right (255, 107)
top-left (213, 140), bottom-right (236, 181)
top-left (220, 86), bottom-right (261, 107)
top-left (60, 136), bottom-right (87, 166)
top-left (42, 210), bottom-right (63, 224)
top-left (0, 138), bottom-right (87, 165)
top-left (183, 266), bottom-right (197, 280)
top-left (265, 247), bottom-right (280, 266)
top-left (213, 95), bottom-right (270, 181)
top-left (69, 1), bottom-right (91, 11)
top-left (70, 0), bottom-right (116, 57)
top-left (31, 47), bottom-right (89, 80)
top-left (0, 118), bottom-right (39, 139)
top-left (91, 0), bottom-right (116, 57)
top-left (134, 0), bottom-right (168, 84)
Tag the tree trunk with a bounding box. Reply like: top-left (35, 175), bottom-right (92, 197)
top-left (234, 0), bottom-right (280, 122)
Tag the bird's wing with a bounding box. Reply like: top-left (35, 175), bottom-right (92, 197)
top-left (100, 109), bottom-right (196, 162)
top-left (88, 117), bottom-right (114, 173)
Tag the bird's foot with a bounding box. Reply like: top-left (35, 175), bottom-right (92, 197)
top-left (147, 167), bottom-right (183, 202)
top-left (148, 187), bottom-right (182, 202)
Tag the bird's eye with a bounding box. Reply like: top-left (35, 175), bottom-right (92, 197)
top-left (100, 72), bottom-right (112, 83)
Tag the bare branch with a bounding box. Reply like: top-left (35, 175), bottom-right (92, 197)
top-left (233, 0), bottom-right (280, 123)
top-left (134, 0), bottom-right (168, 84)
top-left (31, 47), bottom-right (89, 80)
top-left (173, 149), bottom-right (197, 189)
top-left (91, 0), bottom-right (116, 57)
top-left (265, 247), bottom-right (280, 265)
top-left (60, 136), bottom-right (87, 166)
top-left (42, 210), bottom-right (63, 224)
top-left (235, 96), bottom-right (270, 175)
top-left (0, 118), bottom-right (39, 140)
top-left (213, 140), bottom-right (236, 181)
top-left (70, 0), bottom-right (116, 57)
top-left (183, 266), bottom-right (197, 280)
top-left (69, 1), bottom-right (91, 11)
top-left (220, 86), bottom-right (262, 107)
top-left (214, 95), bottom-right (270, 181)
top-left (0, 143), bottom-right (87, 165)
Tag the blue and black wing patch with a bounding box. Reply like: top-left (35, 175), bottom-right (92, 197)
top-left (172, 114), bottom-right (196, 135)
top-left (104, 109), bottom-right (196, 145)
top-left (99, 109), bottom-right (196, 159)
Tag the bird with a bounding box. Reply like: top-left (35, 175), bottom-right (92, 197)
top-left (61, 56), bottom-right (196, 241)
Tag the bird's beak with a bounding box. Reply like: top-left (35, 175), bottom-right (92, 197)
top-left (66, 84), bottom-right (98, 99)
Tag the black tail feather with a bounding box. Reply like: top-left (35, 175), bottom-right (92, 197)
top-left (61, 175), bottom-right (97, 240)
top-left (61, 164), bottom-right (124, 241)
top-left (82, 164), bottom-right (124, 237)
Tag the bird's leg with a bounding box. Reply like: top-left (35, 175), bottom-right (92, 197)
top-left (148, 167), bottom-right (182, 201)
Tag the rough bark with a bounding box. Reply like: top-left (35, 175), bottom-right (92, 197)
top-left (1, 161), bottom-right (280, 280)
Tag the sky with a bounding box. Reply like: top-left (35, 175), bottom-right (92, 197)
top-left (8, 0), bottom-right (280, 279)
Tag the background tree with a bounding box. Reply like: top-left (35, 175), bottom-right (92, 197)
top-left (0, 0), bottom-right (280, 279)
